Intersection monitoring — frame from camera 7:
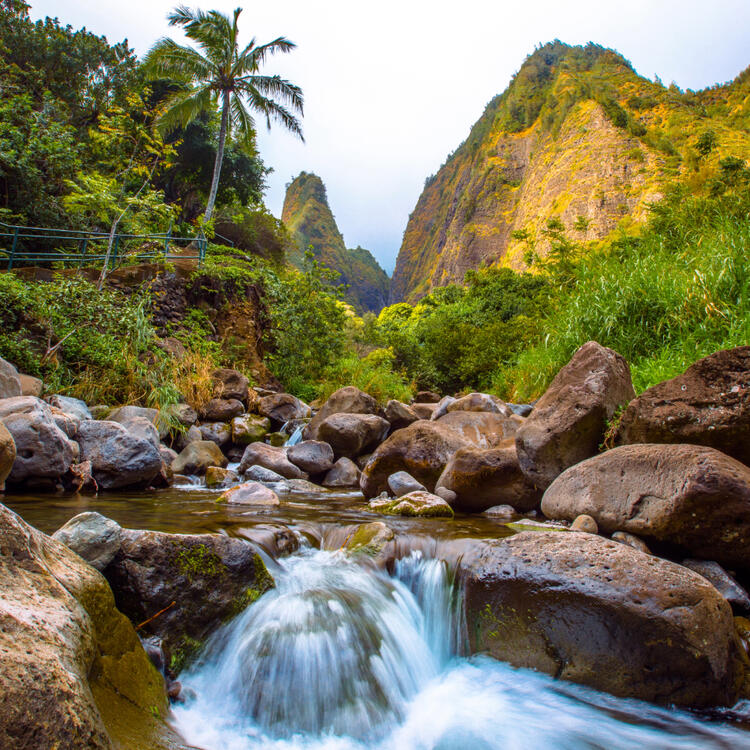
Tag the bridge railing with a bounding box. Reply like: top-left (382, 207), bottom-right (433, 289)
top-left (0, 221), bottom-right (229, 270)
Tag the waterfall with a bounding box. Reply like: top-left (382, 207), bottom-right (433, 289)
top-left (173, 549), bottom-right (750, 750)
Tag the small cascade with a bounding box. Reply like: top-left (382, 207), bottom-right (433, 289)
top-left (284, 423), bottom-right (305, 446)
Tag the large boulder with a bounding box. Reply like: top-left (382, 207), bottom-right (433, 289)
top-left (52, 512), bottom-right (122, 571)
top-left (198, 398), bottom-right (244, 422)
top-left (436, 410), bottom-right (522, 448)
top-left (218, 481), bottom-right (280, 506)
top-left (414, 390), bottom-right (441, 403)
top-left (322, 457), bottom-right (361, 487)
top-left (436, 440), bottom-right (541, 513)
top-left (0, 503), bottom-right (181, 750)
top-left (369, 490), bottom-right (454, 518)
top-left (387, 470), bottom-right (426, 497)
top-left (103, 529), bottom-right (274, 670)
top-left (107, 404), bottom-right (158, 426)
top-left (231, 414), bottom-right (271, 445)
top-left (258, 393), bottom-right (309, 425)
top-left (384, 399), bottom-right (419, 432)
top-left (317, 413), bottom-right (390, 459)
top-left (77, 420), bottom-right (162, 489)
top-left (0, 420), bottom-right (15, 490)
top-left (446, 392), bottom-right (509, 415)
top-left (541, 443), bottom-right (750, 571)
top-left (18, 373), bottom-right (43, 397)
top-left (172, 440), bottom-right (227, 476)
top-left (117, 415), bottom-right (160, 449)
top-left (360, 421), bottom-right (472, 498)
top-left (302, 386), bottom-right (383, 441)
top-left (159, 402), bottom-right (198, 428)
top-left (287, 440), bottom-right (335, 474)
top-left (199, 421), bottom-right (232, 447)
top-left (0, 356), bottom-right (21, 398)
top-left (48, 394), bottom-right (92, 421)
top-left (459, 531), bottom-right (743, 707)
top-left (411, 403), bottom-right (438, 420)
top-left (211, 368), bottom-right (250, 403)
top-left (238, 442), bottom-right (307, 479)
top-left (614, 346), bottom-right (750, 465)
top-left (515, 341), bottom-right (635, 490)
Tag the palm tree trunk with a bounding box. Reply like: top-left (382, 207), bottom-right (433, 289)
top-left (204, 90), bottom-right (230, 223)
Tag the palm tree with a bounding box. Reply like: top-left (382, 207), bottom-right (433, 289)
top-left (144, 5), bottom-right (303, 223)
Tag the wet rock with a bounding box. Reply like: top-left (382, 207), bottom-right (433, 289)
top-left (0, 420), bottom-right (16, 490)
top-left (212, 368), bottom-right (249, 403)
top-left (515, 341), bottom-right (635, 490)
top-left (384, 400), bottom-right (419, 431)
top-left (571, 514), bottom-right (598, 533)
top-left (218, 481), bottom-right (280, 506)
top-left (0, 356), bottom-right (21, 398)
top-left (682, 559), bottom-right (750, 612)
top-left (77, 420), bottom-right (163, 490)
top-left (507, 403), bottom-right (533, 417)
top-left (0, 503), bottom-right (176, 749)
top-left (436, 441), bottom-right (541, 513)
top-left (355, 453), bottom-right (372, 470)
top-left (52, 512), bottom-right (122, 570)
top-left (287, 440), bottom-right (335, 474)
top-left (258, 393), bottom-right (309, 425)
top-left (482, 504), bottom-right (516, 518)
top-left (18, 373), bottom-right (42, 397)
top-left (199, 420), bottom-right (232, 447)
top-left (198, 398), bottom-right (244, 422)
top-left (205, 466), bottom-right (239, 488)
top-left (434, 486), bottom-right (457, 504)
top-left (459, 531), bottom-right (742, 707)
top-left (267, 431), bottom-right (287, 446)
top-left (103, 529), bottom-right (274, 670)
top-left (387, 470), bottom-right (426, 497)
top-left (429, 395), bottom-right (456, 421)
top-left (541, 443), bottom-right (750, 571)
top-left (369, 490), bottom-right (454, 518)
top-left (231, 414), bottom-right (271, 445)
top-left (446, 392), bottom-right (510, 415)
top-left (172, 440), bottom-right (227, 476)
top-left (360, 420), bottom-right (472, 499)
top-left (317, 413), bottom-right (390, 459)
top-left (436, 410), bottom-right (523, 448)
top-left (238, 525), bottom-right (299, 557)
top-left (279, 478), bottom-right (328, 494)
top-left (414, 390), bottom-right (441, 403)
top-left (614, 346), bottom-right (750, 465)
top-left (612, 531), bottom-right (651, 554)
top-left (48, 394), bottom-right (92, 421)
top-left (322, 457), bottom-right (361, 487)
top-left (345, 521), bottom-right (394, 559)
top-left (303, 386), bottom-right (384, 441)
top-left (411, 403), bottom-right (438, 420)
top-left (238, 442), bottom-right (307, 479)
top-left (244, 464), bottom-right (287, 483)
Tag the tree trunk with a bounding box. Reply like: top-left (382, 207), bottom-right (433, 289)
top-left (204, 90), bottom-right (230, 224)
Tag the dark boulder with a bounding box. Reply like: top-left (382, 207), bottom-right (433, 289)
top-left (317, 413), bottom-right (390, 459)
top-left (302, 386), bottom-right (384, 441)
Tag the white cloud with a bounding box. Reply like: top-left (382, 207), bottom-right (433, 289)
top-left (29, 0), bottom-right (750, 273)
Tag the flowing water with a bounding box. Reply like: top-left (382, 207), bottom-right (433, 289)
top-left (6, 488), bottom-right (750, 749)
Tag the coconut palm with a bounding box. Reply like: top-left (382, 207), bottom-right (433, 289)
top-left (144, 5), bottom-right (303, 222)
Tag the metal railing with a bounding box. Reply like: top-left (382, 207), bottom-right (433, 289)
top-left (0, 221), bottom-right (225, 270)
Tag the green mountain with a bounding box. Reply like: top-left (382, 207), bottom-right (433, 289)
top-left (282, 172), bottom-right (390, 313)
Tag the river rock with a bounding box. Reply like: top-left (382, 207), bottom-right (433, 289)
top-left (48, 394), bottom-right (92, 421)
top-left (303, 386), bottom-right (384, 441)
top-left (345, 521), bottom-right (395, 559)
top-left (317, 413), bottom-right (390, 459)
top-left (459, 531), bottom-right (742, 707)
top-left (384, 400), bottom-right (419, 431)
top-left (89, 404), bottom-right (111, 420)
top-left (172, 440), bottom-right (227, 475)
top-left (0, 420), bottom-right (15, 490)
top-left (244, 464), bottom-right (287, 483)
top-left (541, 443), bottom-right (750, 570)
top-left (682, 559), bottom-right (750, 612)
top-left (322, 457), bottom-right (361, 487)
top-left (205, 466), bottom-right (239, 488)
top-left (238, 442), bottom-right (307, 479)
top-left (103, 529), bottom-right (274, 670)
top-left (360, 421), bottom-right (472, 498)
top-left (507, 403), bottom-right (534, 417)
top-left (287, 440), bottom-right (335, 474)
top-left (614, 346), bottom-right (750, 466)
top-left (411, 403), bottom-right (438, 419)
top-left (369, 490), bottom-right (454, 518)
top-left (435, 441), bottom-right (541, 513)
top-left (198, 398), bottom-right (244, 422)
top-left (52, 511), bottom-right (122, 570)
top-left (414, 390), bottom-right (441, 403)
top-left (159, 445), bottom-right (178, 467)
top-left (199, 420), bottom-right (232, 446)
top-left (0, 503), bottom-right (178, 749)
top-left (231, 414), bottom-right (271, 445)
top-left (434, 486), bottom-right (457, 504)
top-left (160, 402), bottom-right (198, 427)
top-left (0, 356), bottom-right (21, 398)
top-left (212, 368), bottom-right (250, 403)
top-left (387, 470), bottom-right (426, 497)
top-left (446, 392), bottom-right (510, 415)
top-left (18, 373), bottom-right (43, 397)
top-left (571, 514), bottom-right (598, 533)
top-left (612, 530), bottom-right (651, 554)
top-left (108, 404), bottom-right (158, 426)
top-left (258, 393), bottom-right (309, 425)
top-left (436, 410), bottom-right (522, 447)
top-left (515, 341), bottom-right (636, 490)
top-left (77, 420), bottom-right (163, 489)
top-left (429, 395), bottom-right (456, 421)
top-left (218, 481), bottom-right (280, 506)
top-left (49, 405), bottom-right (80, 438)
top-left (118, 415), bottom-right (160, 449)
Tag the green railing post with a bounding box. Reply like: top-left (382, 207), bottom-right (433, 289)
top-left (8, 226), bottom-right (19, 269)
top-left (164, 221), bottom-right (172, 259)
top-left (79, 238), bottom-right (88, 269)
top-left (111, 234), bottom-right (120, 269)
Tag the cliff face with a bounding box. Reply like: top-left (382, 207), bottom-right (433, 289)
top-left (392, 42), bottom-right (750, 302)
top-left (282, 172), bottom-right (390, 313)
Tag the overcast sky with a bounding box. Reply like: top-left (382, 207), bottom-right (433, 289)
top-left (29, 1), bottom-right (750, 273)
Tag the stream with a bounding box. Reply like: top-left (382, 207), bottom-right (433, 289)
top-left (6, 487), bottom-right (750, 749)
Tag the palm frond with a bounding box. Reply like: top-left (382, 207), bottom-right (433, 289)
top-left (143, 37), bottom-right (214, 83)
top-left (242, 87), bottom-right (304, 141)
top-left (234, 37), bottom-right (297, 76)
top-left (155, 84), bottom-right (215, 136)
top-left (169, 5), bottom-right (237, 71)
top-left (229, 93), bottom-right (256, 150)
top-left (238, 75), bottom-right (304, 114)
